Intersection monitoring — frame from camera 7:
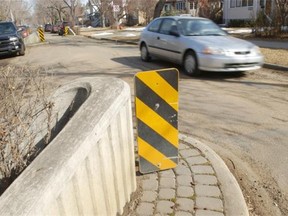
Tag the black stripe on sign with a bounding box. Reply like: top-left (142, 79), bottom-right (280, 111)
top-left (135, 77), bottom-right (178, 129)
top-left (156, 69), bottom-right (178, 92)
top-left (137, 119), bottom-right (178, 164)
top-left (139, 156), bottom-right (159, 173)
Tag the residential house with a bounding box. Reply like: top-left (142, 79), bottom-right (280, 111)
top-left (163, 0), bottom-right (277, 26)
top-left (223, 0), bottom-right (276, 24)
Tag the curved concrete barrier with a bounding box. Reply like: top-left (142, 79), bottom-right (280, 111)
top-left (24, 32), bottom-right (41, 45)
top-left (0, 77), bottom-right (136, 215)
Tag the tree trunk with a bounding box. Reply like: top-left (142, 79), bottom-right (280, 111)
top-left (102, 13), bottom-right (106, 27)
top-left (153, 0), bottom-right (166, 19)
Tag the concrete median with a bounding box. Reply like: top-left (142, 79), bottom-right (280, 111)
top-left (24, 32), bottom-right (41, 45)
top-left (0, 77), bottom-right (136, 215)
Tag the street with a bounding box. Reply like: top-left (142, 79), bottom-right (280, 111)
top-left (1, 34), bottom-right (288, 215)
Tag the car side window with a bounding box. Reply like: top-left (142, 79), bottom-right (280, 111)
top-left (147, 19), bottom-right (162, 32)
top-left (159, 19), bottom-right (176, 35)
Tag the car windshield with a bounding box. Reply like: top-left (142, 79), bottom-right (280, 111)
top-left (0, 23), bottom-right (16, 35)
top-left (178, 19), bottom-right (227, 36)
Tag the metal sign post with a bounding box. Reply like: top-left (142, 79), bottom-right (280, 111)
top-left (135, 68), bottom-right (179, 174)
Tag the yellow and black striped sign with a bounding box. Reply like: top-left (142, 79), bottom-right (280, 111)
top-left (64, 26), bottom-right (69, 36)
top-left (135, 68), bottom-right (179, 174)
top-left (37, 27), bottom-right (45, 42)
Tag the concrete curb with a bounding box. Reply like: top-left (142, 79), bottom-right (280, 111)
top-left (263, 63), bottom-right (288, 72)
top-left (86, 35), bottom-right (138, 45)
top-left (179, 134), bottom-right (249, 216)
top-left (24, 32), bottom-right (49, 47)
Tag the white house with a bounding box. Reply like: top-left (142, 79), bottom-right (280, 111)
top-left (223, 0), bottom-right (276, 24)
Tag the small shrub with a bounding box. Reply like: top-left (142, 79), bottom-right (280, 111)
top-left (228, 19), bottom-right (253, 27)
top-left (252, 7), bottom-right (286, 38)
top-left (0, 66), bottom-right (53, 194)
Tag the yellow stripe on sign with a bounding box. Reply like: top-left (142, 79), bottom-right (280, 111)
top-left (138, 137), bottom-right (177, 169)
top-left (136, 98), bottom-right (178, 148)
top-left (137, 72), bottom-right (178, 111)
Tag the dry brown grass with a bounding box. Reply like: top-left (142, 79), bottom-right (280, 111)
top-left (260, 48), bottom-right (288, 67)
top-left (0, 66), bottom-right (53, 195)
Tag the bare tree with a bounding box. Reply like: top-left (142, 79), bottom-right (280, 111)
top-left (125, 0), bottom-right (141, 26)
top-left (198, 0), bottom-right (222, 22)
top-left (88, 0), bottom-right (113, 27)
top-left (133, 0), bottom-right (158, 24)
top-left (33, 0), bottom-right (84, 25)
top-left (0, 0), bottom-right (31, 24)
top-left (0, 1), bottom-right (10, 21)
top-left (153, 0), bottom-right (166, 19)
top-left (34, 0), bottom-right (55, 24)
top-left (47, 0), bottom-right (68, 23)
top-left (63, 0), bottom-right (79, 26)
top-left (275, 0), bottom-right (288, 27)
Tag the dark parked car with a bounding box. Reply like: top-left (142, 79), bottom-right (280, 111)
top-left (44, 23), bottom-right (52, 32)
top-left (51, 24), bottom-right (59, 33)
top-left (58, 21), bottom-right (71, 35)
top-left (17, 25), bottom-right (30, 38)
top-left (0, 21), bottom-right (25, 56)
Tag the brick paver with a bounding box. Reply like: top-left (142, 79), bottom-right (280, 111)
top-left (135, 142), bottom-right (224, 216)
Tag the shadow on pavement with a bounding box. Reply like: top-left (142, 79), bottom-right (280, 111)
top-left (112, 56), bottom-right (247, 80)
top-left (111, 56), bottom-right (288, 88)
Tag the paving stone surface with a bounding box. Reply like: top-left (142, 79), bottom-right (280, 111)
top-left (158, 188), bottom-right (175, 200)
top-left (134, 141), bottom-right (225, 216)
top-left (194, 175), bottom-right (218, 185)
top-left (195, 185), bottom-right (221, 197)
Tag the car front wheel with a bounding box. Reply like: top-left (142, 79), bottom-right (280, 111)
top-left (140, 44), bottom-right (151, 62)
top-left (183, 51), bottom-right (200, 76)
top-left (19, 44), bottom-right (25, 56)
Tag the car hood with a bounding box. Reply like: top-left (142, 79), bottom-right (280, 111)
top-left (187, 35), bottom-right (256, 50)
top-left (0, 33), bottom-right (18, 40)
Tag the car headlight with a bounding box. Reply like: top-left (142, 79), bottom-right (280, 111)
top-left (250, 46), bottom-right (261, 55)
top-left (202, 47), bottom-right (225, 55)
top-left (9, 37), bottom-right (19, 42)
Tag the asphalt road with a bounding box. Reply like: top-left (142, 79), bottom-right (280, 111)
top-left (1, 34), bottom-right (288, 215)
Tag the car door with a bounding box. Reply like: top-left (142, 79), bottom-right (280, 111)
top-left (157, 18), bottom-right (182, 63)
top-left (143, 18), bottom-right (163, 57)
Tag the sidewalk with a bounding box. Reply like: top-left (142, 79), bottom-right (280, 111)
top-left (132, 134), bottom-right (248, 216)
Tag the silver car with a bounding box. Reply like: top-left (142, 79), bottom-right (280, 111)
top-left (139, 16), bottom-right (264, 76)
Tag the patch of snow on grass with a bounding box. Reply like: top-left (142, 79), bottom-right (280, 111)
top-left (92, 32), bottom-right (113, 36)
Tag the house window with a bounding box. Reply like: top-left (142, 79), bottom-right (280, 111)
top-left (236, 0), bottom-right (241, 7)
top-left (176, 2), bottom-right (186, 11)
top-left (230, 0), bottom-right (236, 8)
top-left (248, 0), bottom-right (253, 6)
top-left (231, 0), bottom-right (253, 7)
